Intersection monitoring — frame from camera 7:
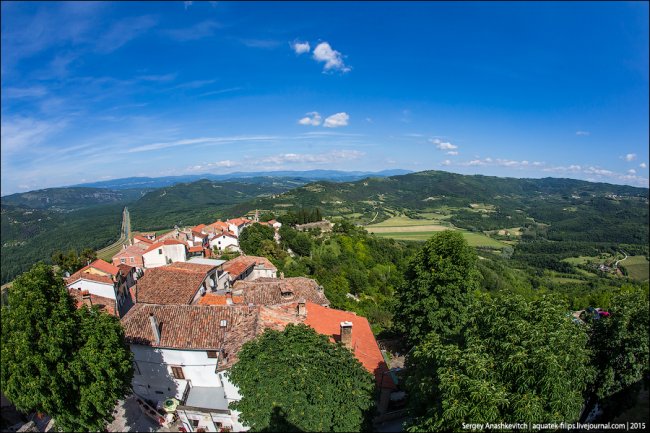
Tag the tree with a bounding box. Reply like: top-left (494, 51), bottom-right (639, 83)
top-left (51, 248), bottom-right (97, 274)
top-left (588, 286), bottom-right (649, 400)
top-left (394, 230), bottom-right (481, 346)
top-left (405, 293), bottom-right (593, 431)
top-left (1, 263), bottom-right (133, 432)
top-left (239, 223), bottom-right (275, 256)
top-left (228, 324), bottom-right (375, 432)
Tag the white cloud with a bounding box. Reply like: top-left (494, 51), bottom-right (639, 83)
top-left (188, 160), bottom-right (239, 172)
top-left (4, 86), bottom-right (48, 99)
top-left (441, 159), bottom-right (452, 166)
top-left (640, 163), bottom-right (647, 169)
top-left (298, 112), bottom-right (322, 126)
top-left (127, 135), bottom-right (279, 153)
top-left (576, 131), bottom-right (590, 136)
top-left (446, 151), bottom-right (459, 156)
top-left (312, 42), bottom-right (350, 73)
top-left (628, 169), bottom-right (637, 175)
top-left (623, 153), bottom-right (637, 162)
top-left (293, 41), bottom-right (310, 54)
top-left (257, 149), bottom-right (364, 165)
top-left (430, 138), bottom-right (458, 151)
top-left (323, 112), bottom-right (349, 128)
top-left (1, 116), bottom-right (68, 154)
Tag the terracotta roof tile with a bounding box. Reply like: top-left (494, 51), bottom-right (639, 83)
top-left (188, 246), bottom-right (203, 253)
top-left (233, 277), bottom-right (329, 307)
top-left (222, 256), bottom-right (276, 280)
top-left (117, 263), bottom-right (135, 277)
top-left (258, 302), bottom-right (395, 389)
top-left (68, 288), bottom-right (117, 316)
top-left (66, 271), bottom-right (114, 286)
top-left (143, 239), bottom-right (187, 254)
top-left (135, 265), bottom-right (212, 305)
top-left (121, 303), bottom-right (258, 369)
top-left (88, 259), bottom-right (120, 276)
top-left (197, 294), bottom-right (245, 306)
top-left (133, 235), bottom-right (154, 244)
top-left (113, 244), bottom-right (147, 259)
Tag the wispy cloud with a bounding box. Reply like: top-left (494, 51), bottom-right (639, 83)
top-left (198, 87), bottom-right (242, 97)
top-left (1, 116), bottom-right (68, 154)
top-left (622, 153), bottom-right (637, 162)
top-left (164, 20), bottom-right (220, 42)
top-left (256, 149), bottom-right (364, 165)
top-left (312, 42), bottom-right (350, 73)
top-left (576, 130), bottom-right (590, 136)
top-left (323, 112), bottom-right (349, 128)
top-left (240, 38), bottom-right (281, 49)
top-left (446, 150), bottom-right (459, 156)
top-left (187, 159), bottom-right (239, 172)
top-left (127, 135), bottom-right (279, 153)
top-left (95, 15), bottom-right (158, 53)
top-left (3, 86), bottom-right (48, 99)
top-left (292, 41), bottom-right (310, 54)
top-left (641, 162), bottom-right (647, 169)
top-left (184, 1), bottom-right (193, 9)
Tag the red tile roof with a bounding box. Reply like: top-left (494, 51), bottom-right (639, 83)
top-left (66, 270), bottom-right (114, 286)
top-left (188, 246), bottom-right (203, 253)
top-left (143, 239), bottom-right (187, 254)
top-left (133, 235), bottom-right (154, 244)
top-left (135, 263), bottom-right (214, 305)
top-left (192, 224), bottom-right (207, 232)
top-left (121, 303), bottom-right (257, 369)
top-left (303, 303), bottom-right (395, 389)
top-left (113, 244), bottom-right (148, 258)
top-left (209, 221), bottom-right (230, 232)
top-left (227, 218), bottom-right (251, 227)
top-left (258, 302), bottom-right (395, 389)
top-left (88, 259), bottom-right (120, 276)
top-left (232, 277), bottom-right (329, 307)
top-left (197, 294), bottom-right (245, 306)
top-left (117, 263), bottom-right (135, 277)
top-left (68, 288), bottom-right (117, 316)
top-left (223, 256), bottom-right (276, 280)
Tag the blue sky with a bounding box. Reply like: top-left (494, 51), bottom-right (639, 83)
top-left (1, 1), bottom-right (648, 195)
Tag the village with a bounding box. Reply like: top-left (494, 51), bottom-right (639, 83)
top-left (59, 213), bottom-right (401, 433)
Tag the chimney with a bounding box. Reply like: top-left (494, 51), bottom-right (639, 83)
top-left (81, 291), bottom-right (92, 307)
top-left (149, 313), bottom-right (161, 344)
top-left (297, 300), bottom-right (306, 317)
top-left (340, 321), bottom-right (353, 348)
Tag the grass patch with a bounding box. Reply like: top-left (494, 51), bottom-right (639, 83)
top-left (623, 255), bottom-right (649, 281)
top-left (367, 216), bottom-right (452, 228)
top-left (372, 230), bottom-right (506, 249)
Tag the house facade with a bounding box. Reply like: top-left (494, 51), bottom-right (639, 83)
top-left (209, 231), bottom-right (239, 253)
top-left (112, 244), bottom-right (147, 269)
top-left (142, 240), bottom-right (187, 268)
top-left (121, 304), bottom-right (257, 432)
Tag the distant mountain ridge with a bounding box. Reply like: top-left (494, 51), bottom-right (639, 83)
top-left (69, 169), bottom-right (413, 190)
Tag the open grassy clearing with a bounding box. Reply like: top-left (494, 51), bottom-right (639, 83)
top-left (368, 225), bottom-right (450, 233)
top-left (367, 216), bottom-right (453, 228)
top-left (372, 230), bottom-right (507, 249)
top-left (96, 241), bottom-right (125, 262)
top-left (623, 255), bottom-right (649, 281)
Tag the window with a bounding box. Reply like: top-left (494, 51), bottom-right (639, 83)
top-left (191, 419), bottom-right (199, 427)
top-left (158, 249), bottom-right (163, 255)
top-left (130, 257), bottom-right (135, 263)
top-left (207, 350), bottom-right (218, 358)
top-left (120, 258), bottom-right (126, 263)
top-left (171, 366), bottom-right (185, 379)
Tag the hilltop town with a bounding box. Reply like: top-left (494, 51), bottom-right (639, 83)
top-left (56, 213), bottom-right (396, 432)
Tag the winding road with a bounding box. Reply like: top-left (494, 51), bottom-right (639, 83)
top-left (96, 207), bottom-right (132, 257)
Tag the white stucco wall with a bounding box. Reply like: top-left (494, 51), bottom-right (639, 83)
top-left (250, 267), bottom-right (277, 280)
top-left (131, 345), bottom-right (220, 400)
top-left (143, 248), bottom-right (167, 268)
top-left (66, 279), bottom-right (116, 300)
top-left (165, 244), bottom-right (187, 263)
top-left (210, 235), bottom-right (239, 252)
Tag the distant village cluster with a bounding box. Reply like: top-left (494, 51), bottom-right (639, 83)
top-left (64, 214), bottom-right (396, 432)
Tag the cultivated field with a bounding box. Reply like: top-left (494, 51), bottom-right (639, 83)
top-left (366, 216), bottom-right (507, 249)
top-left (623, 255), bottom-right (649, 281)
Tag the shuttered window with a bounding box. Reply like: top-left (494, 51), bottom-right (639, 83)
top-left (171, 366), bottom-right (185, 379)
